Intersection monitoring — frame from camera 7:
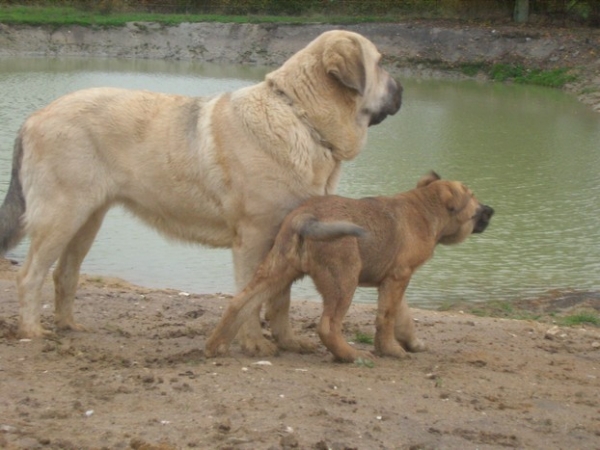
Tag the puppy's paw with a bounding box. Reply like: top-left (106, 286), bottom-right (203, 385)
top-left (405, 338), bottom-right (428, 353)
top-left (332, 348), bottom-right (375, 363)
top-left (375, 341), bottom-right (411, 359)
top-left (277, 336), bottom-right (317, 354)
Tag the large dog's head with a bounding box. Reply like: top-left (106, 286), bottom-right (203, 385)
top-left (417, 172), bottom-right (494, 245)
top-left (266, 30), bottom-right (402, 161)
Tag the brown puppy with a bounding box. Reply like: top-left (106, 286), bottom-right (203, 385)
top-left (205, 172), bottom-right (494, 362)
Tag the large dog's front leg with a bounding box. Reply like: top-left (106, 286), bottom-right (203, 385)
top-left (266, 289), bottom-right (317, 354)
top-left (232, 231), bottom-right (278, 357)
top-left (232, 220), bottom-right (314, 355)
top-left (233, 221), bottom-right (313, 355)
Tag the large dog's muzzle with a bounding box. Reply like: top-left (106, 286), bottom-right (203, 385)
top-left (472, 204), bottom-right (494, 234)
top-left (368, 78), bottom-right (403, 126)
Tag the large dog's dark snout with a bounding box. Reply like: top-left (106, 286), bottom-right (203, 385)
top-left (473, 204), bottom-right (494, 234)
top-left (368, 78), bottom-right (403, 126)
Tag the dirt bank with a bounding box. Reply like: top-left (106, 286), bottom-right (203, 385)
top-left (0, 21), bottom-right (599, 111)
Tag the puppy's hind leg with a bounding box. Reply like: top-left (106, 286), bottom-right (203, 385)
top-left (268, 287), bottom-right (318, 354)
top-left (53, 206), bottom-right (108, 332)
top-left (313, 263), bottom-right (371, 362)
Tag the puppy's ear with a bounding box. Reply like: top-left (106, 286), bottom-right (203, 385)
top-left (440, 183), bottom-right (470, 213)
top-left (323, 36), bottom-right (366, 95)
top-left (417, 171), bottom-right (441, 188)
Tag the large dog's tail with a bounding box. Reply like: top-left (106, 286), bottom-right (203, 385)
top-left (0, 134), bottom-right (26, 254)
top-left (291, 213), bottom-right (365, 241)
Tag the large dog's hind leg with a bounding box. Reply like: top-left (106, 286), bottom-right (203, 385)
top-left (17, 211), bottom-right (92, 338)
top-left (53, 207), bottom-right (108, 331)
top-left (17, 245), bottom-right (58, 338)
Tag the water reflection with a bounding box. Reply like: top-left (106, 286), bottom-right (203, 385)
top-left (0, 57), bottom-right (598, 307)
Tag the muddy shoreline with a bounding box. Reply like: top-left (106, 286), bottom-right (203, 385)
top-left (0, 262), bottom-right (599, 450)
top-left (0, 21), bottom-right (599, 111)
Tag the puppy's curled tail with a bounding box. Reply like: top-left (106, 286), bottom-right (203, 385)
top-left (0, 134), bottom-right (26, 254)
top-left (291, 213), bottom-right (366, 241)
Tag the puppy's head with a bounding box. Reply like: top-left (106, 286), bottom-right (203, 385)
top-left (417, 171), bottom-right (494, 245)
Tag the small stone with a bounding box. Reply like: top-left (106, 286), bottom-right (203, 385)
top-left (216, 418), bottom-right (231, 433)
top-left (545, 326), bottom-right (561, 340)
top-left (0, 424), bottom-right (18, 433)
top-left (252, 360), bottom-right (272, 366)
top-left (280, 432), bottom-right (299, 448)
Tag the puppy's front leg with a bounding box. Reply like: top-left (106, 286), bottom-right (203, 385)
top-left (394, 296), bottom-right (427, 353)
top-left (374, 277), bottom-right (411, 358)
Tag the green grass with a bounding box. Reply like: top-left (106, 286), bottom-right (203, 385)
top-left (490, 63), bottom-right (577, 88)
top-left (354, 331), bottom-right (374, 345)
top-left (0, 5), bottom-right (397, 27)
top-left (559, 312), bottom-right (600, 327)
top-left (354, 357), bottom-right (375, 368)
top-left (579, 86), bottom-right (599, 94)
top-left (459, 62), bottom-right (487, 77)
top-left (438, 299), bottom-right (599, 328)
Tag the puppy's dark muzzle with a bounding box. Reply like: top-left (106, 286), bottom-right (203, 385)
top-left (368, 78), bottom-right (403, 126)
top-left (472, 204), bottom-right (494, 234)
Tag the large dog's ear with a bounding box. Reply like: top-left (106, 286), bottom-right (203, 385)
top-left (417, 171), bottom-right (441, 188)
top-left (323, 36), bottom-right (366, 95)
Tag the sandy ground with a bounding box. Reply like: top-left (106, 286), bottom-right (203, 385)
top-left (0, 260), bottom-right (599, 450)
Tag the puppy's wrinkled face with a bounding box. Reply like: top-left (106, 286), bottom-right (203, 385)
top-left (435, 180), bottom-right (494, 245)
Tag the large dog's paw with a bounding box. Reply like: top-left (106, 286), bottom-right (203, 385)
top-left (55, 319), bottom-right (87, 332)
top-left (240, 336), bottom-right (279, 357)
top-left (18, 324), bottom-right (54, 339)
top-left (204, 339), bottom-right (230, 358)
